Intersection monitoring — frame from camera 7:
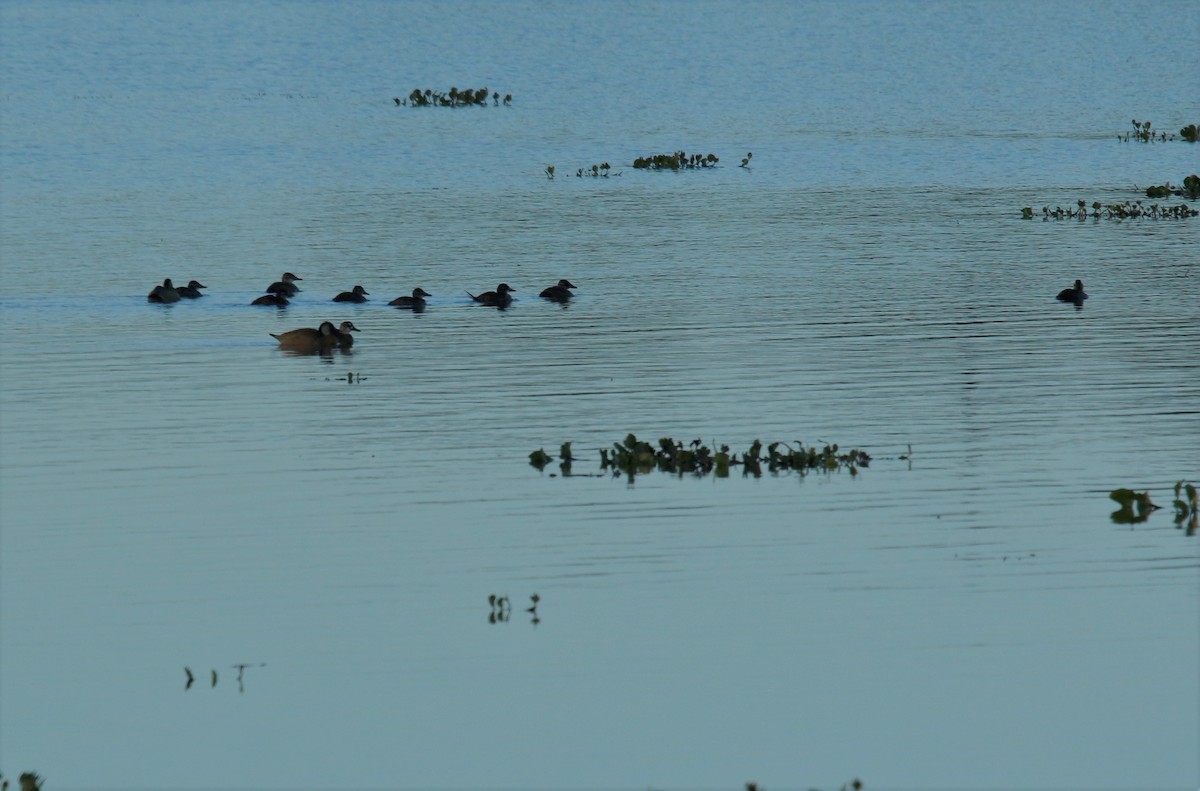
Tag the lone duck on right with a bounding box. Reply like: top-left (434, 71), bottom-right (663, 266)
top-left (539, 279), bottom-right (577, 301)
top-left (1056, 279), bottom-right (1088, 304)
top-left (467, 283), bottom-right (515, 307)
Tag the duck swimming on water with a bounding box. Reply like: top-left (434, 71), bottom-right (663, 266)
top-left (389, 287), bottom-right (431, 308)
top-left (333, 285), bottom-right (369, 303)
top-left (1056, 279), bottom-right (1088, 303)
top-left (265, 272), bottom-right (303, 296)
top-left (251, 293), bottom-right (290, 307)
top-left (148, 278), bottom-right (181, 303)
top-left (539, 279), bottom-right (576, 301)
top-left (177, 280), bottom-right (207, 298)
top-left (467, 283), bottom-right (515, 307)
top-left (333, 321), bottom-right (360, 348)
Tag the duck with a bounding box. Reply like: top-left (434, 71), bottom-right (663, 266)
top-left (271, 321), bottom-right (338, 345)
top-left (539, 279), bottom-right (576, 301)
top-left (467, 283), bottom-right (515, 307)
top-left (251, 293), bottom-right (290, 307)
top-left (333, 285), bottom-right (369, 303)
top-left (388, 287), bottom-right (431, 308)
top-left (265, 272), bottom-right (303, 296)
top-left (1056, 279), bottom-right (1088, 303)
top-left (176, 279), bottom-right (207, 298)
top-left (333, 320), bottom-right (360, 348)
top-left (147, 278), bottom-right (181, 303)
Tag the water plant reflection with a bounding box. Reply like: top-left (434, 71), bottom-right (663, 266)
top-left (1109, 488), bottom-right (1160, 524)
top-left (1174, 481), bottom-right (1198, 535)
top-left (183, 663), bottom-right (266, 693)
top-left (488, 593), bottom-right (540, 625)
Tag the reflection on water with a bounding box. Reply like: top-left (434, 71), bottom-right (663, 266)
top-left (183, 663), bottom-right (266, 693)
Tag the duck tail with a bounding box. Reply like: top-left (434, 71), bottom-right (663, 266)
top-left (466, 291), bottom-right (478, 301)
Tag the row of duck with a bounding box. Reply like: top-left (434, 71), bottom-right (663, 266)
top-left (147, 273), bottom-right (577, 308)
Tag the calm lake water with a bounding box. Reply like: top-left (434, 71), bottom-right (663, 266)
top-left (1, 2), bottom-right (1197, 789)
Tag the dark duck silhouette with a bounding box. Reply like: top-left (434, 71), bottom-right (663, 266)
top-left (271, 321), bottom-right (339, 349)
top-left (270, 321), bottom-right (357, 354)
top-left (265, 272), bottom-right (302, 296)
top-left (539, 279), bottom-right (577, 301)
top-left (147, 278), bottom-right (181, 303)
top-left (332, 320), bottom-right (360, 348)
top-left (1056, 279), bottom-right (1088, 303)
top-left (251, 293), bottom-right (290, 307)
top-left (333, 285), bottom-right (369, 303)
top-left (389, 287), bottom-right (431, 308)
top-left (176, 280), bottom-right (207, 298)
top-left (467, 283), bottom-right (515, 307)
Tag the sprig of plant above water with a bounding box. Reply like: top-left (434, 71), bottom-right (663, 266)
top-left (633, 150), bottom-right (720, 170)
top-left (393, 87), bottom-right (512, 107)
top-left (530, 435), bottom-right (871, 481)
top-left (487, 593), bottom-right (540, 625)
top-left (1180, 124), bottom-right (1199, 143)
top-left (1174, 481), bottom-right (1198, 535)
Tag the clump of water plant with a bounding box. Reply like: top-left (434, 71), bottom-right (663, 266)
top-left (633, 151), bottom-right (720, 170)
top-left (1174, 481), bottom-right (1198, 535)
top-left (545, 165), bottom-right (555, 179)
top-left (1022, 198), bottom-right (1198, 220)
top-left (1145, 175), bottom-right (1200, 200)
top-left (0, 772), bottom-right (44, 791)
top-left (1181, 124), bottom-right (1199, 143)
top-left (1120, 118), bottom-right (1175, 143)
top-left (576, 162), bottom-right (622, 177)
top-left (394, 87), bottom-right (512, 107)
top-left (1109, 488), bottom-right (1161, 524)
top-left (534, 435), bottom-right (870, 481)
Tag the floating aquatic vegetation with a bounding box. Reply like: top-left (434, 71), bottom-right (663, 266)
top-left (1184, 174), bottom-right (1200, 200)
top-left (575, 162), bottom-right (622, 177)
top-left (545, 165), bottom-right (555, 179)
top-left (1181, 124), bottom-right (1199, 143)
top-left (487, 593), bottom-right (539, 625)
top-left (1174, 481), bottom-right (1198, 535)
top-left (633, 150), bottom-right (720, 170)
top-left (394, 87), bottom-right (511, 107)
top-left (184, 662), bottom-right (266, 692)
top-left (1109, 488), bottom-right (1161, 524)
top-left (1119, 118), bottom-right (1177, 143)
top-left (0, 772), bottom-right (44, 791)
top-left (533, 435), bottom-right (870, 482)
top-left (750, 780), bottom-right (861, 791)
top-left (1145, 175), bottom-right (1200, 200)
top-left (1021, 197), bottom-right (1197, 221)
